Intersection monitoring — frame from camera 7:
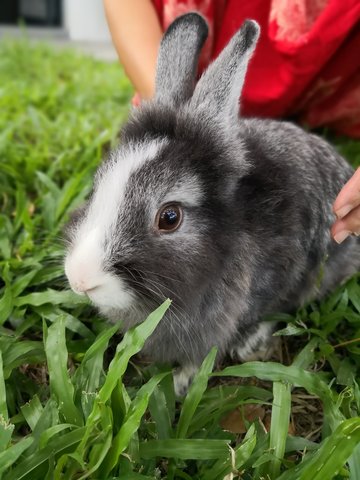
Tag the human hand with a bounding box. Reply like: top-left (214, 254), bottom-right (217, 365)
top-left (132, 92), bottom-right (141, 107)
top-left (332, 167), bottom-right (360, 243)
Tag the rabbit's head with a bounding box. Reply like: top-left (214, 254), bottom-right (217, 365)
top-left (64, 14), bottom-right (260, 327)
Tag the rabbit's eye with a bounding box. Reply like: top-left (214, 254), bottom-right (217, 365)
top-left (156, 204), bottom-right (182, 232)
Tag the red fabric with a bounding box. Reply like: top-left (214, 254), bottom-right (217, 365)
top-left (151, 0), bottom-right (360, 137)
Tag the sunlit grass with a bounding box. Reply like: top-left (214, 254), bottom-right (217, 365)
top-left (0, 40), bottom-right (359, 479)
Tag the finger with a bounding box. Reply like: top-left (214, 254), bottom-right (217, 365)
top-left (331, 203), bottom-right (360, 243)
top-left (131, 92), bottom-right (141, 107)
top-left (333, 167), bottom-right (360, 219)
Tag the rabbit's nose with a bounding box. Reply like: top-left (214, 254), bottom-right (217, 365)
top-left (64, 227), bottom-right (105, 295)
top-left (71, 280), bottom-right (100, 296)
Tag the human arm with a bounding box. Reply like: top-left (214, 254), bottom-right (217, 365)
top-left (103, 0), bottom-right (163, 100)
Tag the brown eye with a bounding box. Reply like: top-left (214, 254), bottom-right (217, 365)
top-left (156, 204), bottom-right (183, 232)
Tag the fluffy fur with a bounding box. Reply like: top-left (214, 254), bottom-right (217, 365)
top-left (64, 14), bottom-right (360, 395)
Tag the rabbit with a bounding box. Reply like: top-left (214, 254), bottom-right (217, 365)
top-left (64, 13), bottom-right (360, 396)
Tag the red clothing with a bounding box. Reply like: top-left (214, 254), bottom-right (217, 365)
top-left (152, 0), bottom-right (360, 137)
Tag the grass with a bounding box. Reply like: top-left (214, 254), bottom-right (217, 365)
top-left (0, 39), bottom-right (360, 479)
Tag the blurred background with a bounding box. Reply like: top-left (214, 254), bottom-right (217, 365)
top-left (0, 0), bottom-right (117, 60)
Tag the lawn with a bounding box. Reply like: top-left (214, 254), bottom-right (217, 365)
top-left (0, 40), bottom-right (360, 480)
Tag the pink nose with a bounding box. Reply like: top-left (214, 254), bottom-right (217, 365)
top-left (71, 280), bottom-right (100, 295)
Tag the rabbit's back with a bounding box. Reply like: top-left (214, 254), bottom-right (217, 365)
top-left (231, 118), bottom-right (359, 313)
top-left (241, 119), bottom-right (352, 200)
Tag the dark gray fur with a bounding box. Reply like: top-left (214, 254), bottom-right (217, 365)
top-left (66, 14), bottom-right (360, 375)
top-left (155, 13), bottom-right (208, 107)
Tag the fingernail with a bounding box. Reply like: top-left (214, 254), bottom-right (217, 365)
top-left (335, 205), bottom-right (352, 219)
top-left (334, 230), bottom-right (351, 244)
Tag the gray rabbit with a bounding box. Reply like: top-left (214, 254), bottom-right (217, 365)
top-left (64, 13), bottom-right (360, 395)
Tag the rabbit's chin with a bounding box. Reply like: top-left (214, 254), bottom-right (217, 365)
top-left (87, 279), bottom-right (153, 326)
top-left (85, 280), bottom-right (134, 311)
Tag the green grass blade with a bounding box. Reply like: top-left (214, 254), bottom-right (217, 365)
top-left (72, 404), bottom-right (113, 480)
top-left (285, 436), bottom-right (318, 452)
top-left (74, 301), bottom-right (171, 472)
top-left (348, 443), bottom-right (360, 480)
top-left (0, 437), bottom-right (34, 476)
top-left (0, 417), bottom-right (14, 454)
top-left (20, 395), bottom-right (43, 431)
top-left (3, 428), bottom-right (86, 480)
top-left (176, 347), bottom-right (217, 439)
top-left (0, 286), bottom-right (13, 326)
top-left (39, 424), bottom-right (76, 449)
top-left (202, 424), bottom-right (257, 480)
top-left (140, 439), bottom-right (230, 460)
top-left (117, 475), bottom-right (155, 480)
top-left (101, 372), bottom-right (169, 476)
top-left (148, 382), bottom-right (173, 440)
top-left (215, 362), bottom-right (341, 429)
top-left (0, 264), bottom-right (13, 325)
top-left (291, 337), bottom-right (319, 369)
top-left (0, 218), bottom-right (13, 260)
top-left (29, 398), bottom-right (60, 448)
top-left (268, 381), bottom-right (292, 479)
top-left (11, 270), bottom-right (40, 298)
top-left (0, 352), bottom-right (8, 420)
top-left (14, 289), bottom-right (88, 308)
top-left (35, 171), bottom-right (60, 199)
top-left (189, 386), bottom-right (272, 435)
top-left (98, 299), bottom-right (171, 405)
top-left (215, 362), bottom-right (329, 398)
top-left (2, 340), bottom-right (45, 379)
top-left (73, 322), bottom-right (121, 417)
top-left (110, 381), bottom-right (131, 434)
top-left (35, 306), bottom-right (94, 339)
top-left (43, 318), bottom-right (83, 426)
top-left (277, 417), bottom-right (360, 480)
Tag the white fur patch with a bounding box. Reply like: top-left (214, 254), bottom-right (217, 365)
top-left (173, 364), bottom-right (198, 396)
top-left (230, 322), bottom-right (275, 361)
top-left (64, 227), bottom-right (134, 309)
top-left (83, 138), bottom-right (168, 237)
top-left (65, 138), bottom-right (167, 310)
top-left (65, 227), bottom-right (103, 294)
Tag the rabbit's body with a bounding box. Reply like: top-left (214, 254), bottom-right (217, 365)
top-left (110, 110), bottom-right (359, 364)
top-left (64, 14), bottom-right (360, 394)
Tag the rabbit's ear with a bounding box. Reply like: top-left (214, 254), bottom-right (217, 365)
top-left (190, 20), bottom-right (259, 125)
top-left (155, 13), bottom-right (208, 107)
